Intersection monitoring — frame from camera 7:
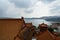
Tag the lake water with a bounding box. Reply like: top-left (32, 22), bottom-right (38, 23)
top-left (24, 18), bottom-right (52, 27)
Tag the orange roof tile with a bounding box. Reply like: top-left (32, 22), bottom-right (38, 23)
top-left (36, 30), bottom-right (55, 40)
top-left (39, 23), bottom-right (48, 28)
top-left (56, 37), bottom-right (60, 40)
top-left (25, 23), bottom-right (32, 28)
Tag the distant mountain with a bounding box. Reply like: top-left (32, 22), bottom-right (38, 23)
top-left (40, 16), bottom-right (60, 22)
top-left (25, 16), bottom-right (60, 22)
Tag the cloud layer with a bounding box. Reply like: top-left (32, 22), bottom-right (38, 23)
top-left (40, 0), bottom-right (55, 4)
top-left (0, 0), bottom-right (60, 18)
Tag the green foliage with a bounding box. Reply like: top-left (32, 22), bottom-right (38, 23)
top-left (48, 28), bottom-right (54, 32)
top-left (54, 28), bottom-right (58, 30)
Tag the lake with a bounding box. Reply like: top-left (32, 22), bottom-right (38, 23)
top-left (24, 18), bottom-right (52, 27)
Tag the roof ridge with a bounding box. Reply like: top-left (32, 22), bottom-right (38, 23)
top-left (46, 30), bottom-right (55, 39)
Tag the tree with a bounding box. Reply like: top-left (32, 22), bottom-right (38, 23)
top-left (48, 28), bottom-right (54, 33)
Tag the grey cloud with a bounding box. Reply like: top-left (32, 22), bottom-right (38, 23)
top-left (51, 6), bottom-right (60, 11)
top-left (9, 0), bottom-right (38, 8)
top-left (0, 0), bottom-right (36, 18)
top-left (0, 0), bottom-right (21, 18)
top-left (50, 4), bottom-right (60, 16)
top-left (9, 0), bottom-right (32, 8)
top-left (25, 8), bottom-right (33, 13)
top-left (0, 0), bottom-right (9, 18)
top-left (40, 0), bottom-right (55, 4)
top-left (9, 0), bottom-right (37, 14)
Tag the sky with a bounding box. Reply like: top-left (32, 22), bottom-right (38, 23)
top-left (0, 0), bottom-right (60, 18)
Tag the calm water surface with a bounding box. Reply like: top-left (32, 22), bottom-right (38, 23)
top-left (24, 18), bottom-right (51, 27)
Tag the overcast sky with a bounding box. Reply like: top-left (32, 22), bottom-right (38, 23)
top-left (0, 0), bottom-right (60, 18)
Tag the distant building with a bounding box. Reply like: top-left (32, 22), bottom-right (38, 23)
top-left (51, 23), bottom-right (60, 28)
top-left (51, 23), bottom-right (60, 32)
